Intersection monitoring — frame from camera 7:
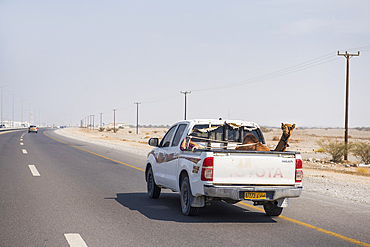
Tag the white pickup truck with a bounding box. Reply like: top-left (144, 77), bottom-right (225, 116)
top-left (145, 119), bottom-right (303, 216)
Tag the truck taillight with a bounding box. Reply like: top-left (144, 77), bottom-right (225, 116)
top-left (295, 159), bottom-right (303, 182)
top-left (201, 157), bottom-right (213, 181)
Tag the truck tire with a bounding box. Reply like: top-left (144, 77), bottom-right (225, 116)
top-left (147, 167), bottom-right (161, 199)
top-left (263, 201), bottom-right (283, 216)
top-left (180, 176), bottom-right (199, 216)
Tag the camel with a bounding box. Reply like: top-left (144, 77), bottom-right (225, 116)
top-left (274, 123), bottom-right (296, 152)
top-left (235, 133), bottom-right (270, 151)
top-left (235, 123), bottom-right (296, 152)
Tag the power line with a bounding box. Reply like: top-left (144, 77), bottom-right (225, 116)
top-left (192, 52), bottom-right (340, 92)
top-left (78, 46), bottom-right (369, 126)
top-left (141, 93), bottom-right (179, 104)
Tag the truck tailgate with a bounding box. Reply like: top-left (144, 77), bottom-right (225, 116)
top-left (212, 154), bottom-right (296, 185)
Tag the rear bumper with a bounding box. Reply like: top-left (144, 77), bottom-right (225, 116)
top-left (203, 185), bottom-right (302, 201)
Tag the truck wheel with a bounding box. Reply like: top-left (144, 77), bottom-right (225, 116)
top-left (147, 167), bottom-right (161, 199)
top-left (180, 176), bottom-right (199, 216)
top-left (263, 201), bottom-right (283, 216)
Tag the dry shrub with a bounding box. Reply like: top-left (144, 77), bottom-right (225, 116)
top-left (315, 148), bottom-right (325, 153)
top-left (260, 127), bottom-right (272, 133)
top-left (272, 136), bottom-right (280, 141)
top-left (356, 167), bottom-right (369, 174)
top-left (352, 142), bottom-right (370, 164)
top-left (316, 139), bottom-right (349, 163)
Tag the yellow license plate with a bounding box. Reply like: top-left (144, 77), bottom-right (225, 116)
top-left (244, 192), bottom-right (266, 200)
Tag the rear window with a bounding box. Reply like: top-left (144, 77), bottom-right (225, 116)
top-left (189, 124), bottom-right (265, 144)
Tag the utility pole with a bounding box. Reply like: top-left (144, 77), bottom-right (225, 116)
top-left (12, 94), bottom-right (19, 127)
top-left (134, 102), bottom-right (141, 134)
top-left (29, 103), bottom-right (32, 125)
top-left (1, 85), bottom-right (10, 127)
top-left (113, 109), bottom-right (117, 133)
top-left (21, 99), bottom-right (26, 127)
top-left (338, 51), bottom-right (360, 160)
top-left (180, 91), bottom-right (191, 120)
top-left (21, 100), bottom-right (23, 127)
top-left (100, 113), bottom-right (103, 129)
top-left (92, 115), bottom-right (95, 130)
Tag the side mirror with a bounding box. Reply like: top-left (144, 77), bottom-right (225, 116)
top-left (148, 138), bottom-right (159, 147)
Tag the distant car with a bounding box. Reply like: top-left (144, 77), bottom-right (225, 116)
top-left (28, 125), bottom-right (38, 133)
top-left (0, 124), bottom-right (5, 128)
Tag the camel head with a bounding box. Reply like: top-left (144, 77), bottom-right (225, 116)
top-left (281, 123), bottom-right (295, 137)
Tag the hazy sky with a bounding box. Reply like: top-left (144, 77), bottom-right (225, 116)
top-left (1, 0), bottom-right (369, 128)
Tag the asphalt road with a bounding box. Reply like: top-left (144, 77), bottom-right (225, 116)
top-left (1, 129), bottom-right (370, 247)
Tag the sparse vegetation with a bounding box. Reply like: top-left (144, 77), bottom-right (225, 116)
top-left (352, 142), bottom-right (370, 164)
top-left (316, 139), bottom-right (350, 163)
top-left (99, 127), bottom-right (105, 132)
top-left (272, 136), bottom-right (280, 141)
top-left (315, 147), bottom-right (325, 153)
top-left (105, 127), bottom-right (119, 132)
top-left (356, 167), bottom-right (369, 174)
top-left (355, 127), bottom-right (370, 131)
top-left (260, 127), bottom-right (272, 133)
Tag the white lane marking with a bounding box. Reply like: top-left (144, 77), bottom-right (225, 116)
top-left (64, 233), bottom-right (88, 247)
top-left (20, 143), bottom-right (24, 145)
top-left (22, 149), bottom-right (27, 154)
top-left (20, 139), bottom-right (23, 141)
top-left (28, 165), bottom-right (40, 176)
